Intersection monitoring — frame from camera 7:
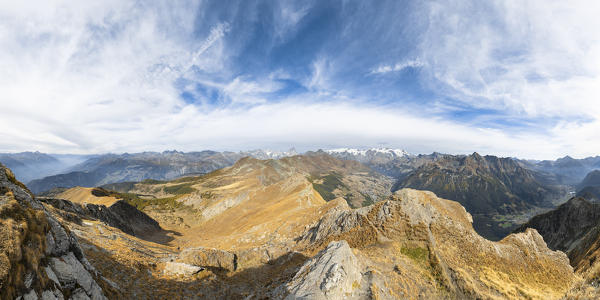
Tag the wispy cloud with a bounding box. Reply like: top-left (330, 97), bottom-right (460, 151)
top-left (190, 22), bottom-right (231, 67)
top-left (0, 1), bottom-right (598, 159)
top-left (370, 59), bottom-right (425, 74)
top-left (419, 1), bottom-right (600, 119)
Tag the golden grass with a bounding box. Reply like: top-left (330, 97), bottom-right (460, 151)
top-left (56, 187), bottom-right (119, 206)
top-left (0, 191), bottom-right (49, 300)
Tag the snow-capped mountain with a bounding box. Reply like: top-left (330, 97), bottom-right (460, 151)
top-left (325, 148), bottom-right (409, 163)
top-left (242, 148), bottom-right (298, 160)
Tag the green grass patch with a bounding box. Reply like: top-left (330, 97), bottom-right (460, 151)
top-left (97, 187), bottom-right (185, 211)
top-left (142, 179), bottom-right (167, 185)
top-left (101, 182), bottom-right (137, 193)
top-left (171, 176), bottom-right (202, 183)
top-left (163, 183), bottom-right (195, 195)
top-left (499, 222), bottom-right (513, 228)
top-left (307, 172), bottom-right (347, 201)
top-left (360, 192), bottom-right (375, 207)
top-left (123, 194), bottom-right (183, 211)
top-left (400, 246), bottom-right (429, 264)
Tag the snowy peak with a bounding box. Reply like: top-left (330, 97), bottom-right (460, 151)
top-left (324, 147), bottom-right (409, 163)
top-left (243, 148), bottom-right (298, 160)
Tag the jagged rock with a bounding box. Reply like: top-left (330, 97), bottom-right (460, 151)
top-left (0, 165), bottom-right (40, 209)
top-left (284, 240), bottom-right (362, 300)
top-left (47, 215), bottom-right (71, 256)
top-left (0, 163), bottom-right (108, 299)
top-left (177, 247), bottom-right (237, 271)
top-left (163, 262), bottom-right (204, 276)
top-left (70, 288), bottom-right (90, 300)
top-left (395, 153), bottom-right (562, 240)
top-left (50, 252), bottom-right (106, 300)
top-left (295, 188), bottom-right (576, 299)
top-left (45, 266), bottom-right (61, 287)
top-left (41, 289), bottom-right (65, 300)
top-left (22, 290), bottom-right (37, 300)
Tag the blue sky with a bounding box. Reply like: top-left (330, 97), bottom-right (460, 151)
top-left (0, 1), bottom-right (599, 159)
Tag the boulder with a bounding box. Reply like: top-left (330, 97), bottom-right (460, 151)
top-left (177, 247), bottom-right (237, 272)
top-left (284, 240), bottom-right (362, 300)
top-left (163, 262), bottom-right (204, 276)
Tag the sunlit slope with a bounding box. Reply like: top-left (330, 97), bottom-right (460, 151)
top-left (55, 186), bottom-right (120, 206)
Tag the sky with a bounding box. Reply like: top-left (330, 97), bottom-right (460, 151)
top-left (0, 1), bottom-right (599, 159)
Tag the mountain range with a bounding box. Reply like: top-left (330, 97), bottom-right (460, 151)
top-left (23, 149), bottom-right (298, 194)
top-left (2, 159), bottom-right (581, 299)
top-left (0, 152), bottom-right (92, 183)
top-left (6, 148), bottom-right (591, 242)
top-left (4, 147), bottom-right (600, 298)
top-left (517, 155), bottom-right (600, 186)
top-left (394, 153), bottom-right (568, 240)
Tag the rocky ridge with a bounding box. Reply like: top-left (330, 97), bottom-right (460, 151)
top-left (286, 188), bottom-right (575, 299)
top-left (38, 196), bottom-right (162, 240)
top-left (0, 163), bottom-right (110, 299)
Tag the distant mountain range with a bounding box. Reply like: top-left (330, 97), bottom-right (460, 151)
top-left (6, 147), bottom-right (600, 241)
top-left (576, 170), bottom-right (600, 201)
top-left (393, 153), bottom-right (566, 240)
top-left (24, 149), bottom-right (300, 194)
top-left (0, 151), bottom-right (92, 183)
top-left (517, 155), bottom-right (600, 185)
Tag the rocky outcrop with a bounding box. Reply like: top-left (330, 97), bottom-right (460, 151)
top-left (39, 197), bottom-right (161, 238)
top-left (283, 240), bottom-right (362, 300)
top-left (163, 262), bottom-right (204, 277)
top-left (176, 247), bottom-right (237, 272)
top-left (295, 188), bottom-right (575, 299)
top-left (0, 163), bottom-right (108, 299)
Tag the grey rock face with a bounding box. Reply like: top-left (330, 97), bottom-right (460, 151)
top-left (50, 252), bottom-right (106, 300)
top-left (0, 163), bottom-right (109, 300)
top-left (22, 290), bottom-right (38, 300)
top-left (41, 289), bottom-right (65, 300)
top-left (284, 240), bottom-right (362, 300)
top-left (47, 215), bottom-right (71, 256)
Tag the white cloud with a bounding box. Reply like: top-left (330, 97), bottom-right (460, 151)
top-left (419, 0), bottom-right (600, 119)
top-left (370, 59), bottom-right (425, 74)
top-left (0, 1), bottom-right (598, 160)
